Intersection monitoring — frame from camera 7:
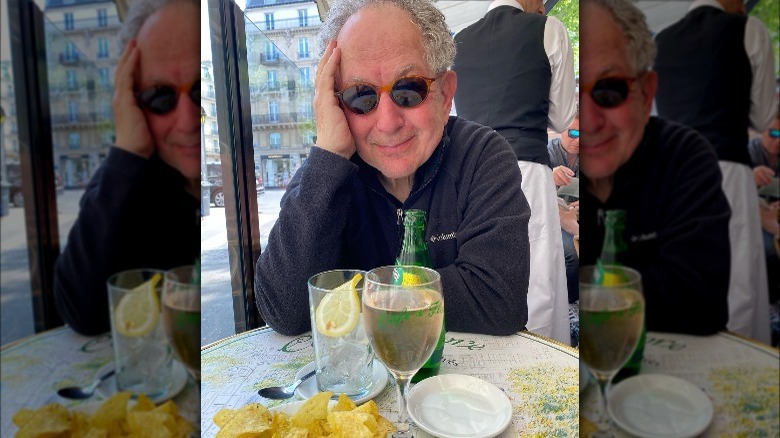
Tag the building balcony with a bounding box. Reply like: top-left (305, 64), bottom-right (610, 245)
top-left (59, 53), bottom-right (80, 65)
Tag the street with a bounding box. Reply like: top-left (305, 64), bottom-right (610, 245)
top-left (201, 188), bottom-right (285, 346)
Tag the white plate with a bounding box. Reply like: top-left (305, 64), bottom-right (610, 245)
top-left (295, 359), bottom-right (389, 404)
top-left (94, 359), bottom-right (189, 404)
top-left (608, 374), bottom-right (713, 438)
top-left (407, 374), bottom-right (512, 438)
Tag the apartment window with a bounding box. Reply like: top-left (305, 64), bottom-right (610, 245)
top-left (211, 139), bottom-right (218, 154)
top-left (67, 70), bottom-right (77, 90)
top-left (300, 102), bottom-right (313, 119)
top-left (211, 102), bottom-right (217, 116)
top-left (265, 13), bottom-right (274, 31)
top-left (303, 130), bottom-right (315, 145)
top-left (64, 12), bottom-right (74, 30)
top-left (300, 67), bottom-right (311, 84)
top-left (270, 132), bottom-right (281, 149)
top-left (298, 38), bottom-right (309, 59)
top-left (267, 70), bottom-right (278, 90)
top-left (65, 41), bottom-right (77, 61)
top-left (269, 101), bottom-right (279, 123)
top-left (68, 101), bottom-right (79, 122)
top-left (298, 9), bottom-right (308, 27)
top-left (97, 38), bottom-right (109, 59)
top-left (100, 101), bottom-right (112, 118)
top-left (264, 42), bottom-right (277, 61)
top-left (68, 132), bottom-right (80, 149)
top-left (98, 67), bottom-right (110, 87)
top-left (211, 121), bottom-right (217, 134)
top-left (97, 9), bottom-right (107, 27)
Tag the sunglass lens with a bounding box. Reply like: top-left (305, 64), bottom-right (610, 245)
top-left (591, 78), bottom-right (629, 108)
top-left (568, 129), bottom-right (580, 138)
top-left (342, 85), bottom-right (378, 114)
top-left (189, 82), bottom-right (200, 104)
top-left (390, 77), bottom-right (428, 108)
top-left (770, 129), bottom-right (780, 138)
top-left (138, 86), bottom-right (177, 114)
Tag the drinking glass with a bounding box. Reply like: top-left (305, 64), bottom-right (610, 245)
top-left (161, 265), bottom-right (201, 384)
top-left (308, 269), bottom-right (373, 398)
top-left (107, 268), bottom-right (173, 399)
top-left (363, 265), bottom-right (444, 438)
top-left (579, 264), bottom-right (644, 437)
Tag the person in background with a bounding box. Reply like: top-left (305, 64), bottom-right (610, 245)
top-left (54, 0), bottom-right (200, 335)
top-left (548, 112), bottom-right (579, 306)
top-left (579, 0), bottom-right (731, 335)
top-left (653, 0), bottom-right (776, 344)
top-left (254, 0), bottom-right (531, 337)
top-left (749, 112), bottom-right (779, 332)
top-left (451, 0), bottom-right (577, 344)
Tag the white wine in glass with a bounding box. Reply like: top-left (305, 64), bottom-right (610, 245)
top-left (364, 266), bottom-right (444, 438)
top-left (579, 265), bottom-right (644, 437)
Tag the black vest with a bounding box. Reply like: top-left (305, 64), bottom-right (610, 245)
top-left (654, 6), bottom-right (751, 165)
top-left (453, 6), bottom-right (552, 166)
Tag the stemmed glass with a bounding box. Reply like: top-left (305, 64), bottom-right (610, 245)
top-left (579, 264), bottom-right (644, 437)
top-left (363, 265), bottom-right (444, 438)
top-left (161, 265), bottom-right (201, 430)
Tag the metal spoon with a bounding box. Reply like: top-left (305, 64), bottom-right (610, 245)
top-left (258, 369), bottom-right (316, 399)
top-left (57, 369), bottom-right (115, 400)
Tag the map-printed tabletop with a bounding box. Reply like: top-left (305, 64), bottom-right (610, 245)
top-left (202, 328), bottom-right (579, 437)
top-left (0, 326), bottom-right (199, 436)
top-left (580, 331), bottom-right (780, 437)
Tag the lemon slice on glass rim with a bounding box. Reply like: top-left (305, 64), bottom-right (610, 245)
top-left (315, 273), bottom-right (362, 337)
top-left (114, 273), bottom-right (162, 337)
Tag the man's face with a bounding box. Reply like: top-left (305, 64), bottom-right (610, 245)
top-left (579, 3), bottom-right (656, 183)
top-left (136, 3), bottom-right (201, 181)
top-left (561, 116), bottom-right (580, 154)
top-left (762, 118), bottom-right (780, 155)
top-left (336, 4), bottom-right (456, 182)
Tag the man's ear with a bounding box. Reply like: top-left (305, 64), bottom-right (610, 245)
top-left (640, 70), bottom-right (658, 122)
top-left (439, 70), bottom-right (458, 116)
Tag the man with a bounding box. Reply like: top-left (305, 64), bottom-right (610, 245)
top-left (254, 0), bottom-right (531, 337)
top-left (548, 114), bottom-right (579, 305)
top-left (579, 0), bottom-right (731, 335)
top-left (451, 0), bottom-right (576, 344)
top-left (654, 0), bottom-right (776, 344)
top-left (54, 0), bottom-right (200, 335)
top-left (749, 111), bottom-right (779, 187)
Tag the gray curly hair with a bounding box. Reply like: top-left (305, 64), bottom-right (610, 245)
top-left (118, 0), bottom-right (198, 51)
top-left (584, 0), bottom-right (656, 75)
top-left (315, 0), bottom-right (456, 75)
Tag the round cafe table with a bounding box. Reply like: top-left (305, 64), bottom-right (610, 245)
top-left (201, 328), bottom-right (579, 437)
top-left (0, 326), bottom-right (199, 436)
top-left (580, 331), bottom-right (780, 437)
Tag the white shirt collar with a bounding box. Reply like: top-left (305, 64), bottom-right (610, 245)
top-left (488, 0), bottom-right (523, 13)
top-left (689, 0), bottom-right (724, 13)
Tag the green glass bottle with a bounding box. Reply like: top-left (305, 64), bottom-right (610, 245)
top-left (394, 209), bottom-right (444, 383)
top-left (597, 210), bottom-right (646, 383)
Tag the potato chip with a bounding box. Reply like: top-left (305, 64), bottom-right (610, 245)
top-left (89, 391), bottom-right (133, 431)
top-left (291, 391), bottom-right (332, 428)
top-left (332, 394), bottom-right (356, 412)
top-left (130, 394), bottom-right (156, 412)
top-left (14, 403), bottom-right (72, 438)
top-left (327, 411), bottom-right (376, 438)
top-left (213, 408), bottom-right (237, 428)
top-left (215, 403), bottom-right (274, 438)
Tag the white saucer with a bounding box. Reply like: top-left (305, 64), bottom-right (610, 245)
top-left (407, 374), bottom-right (512, 438)
top-left (94, 359), bottom-right (189, 404)
top-left (295, 359), bottom-right (389, 404)
top-left (608, 374), bottom-right (713, 438)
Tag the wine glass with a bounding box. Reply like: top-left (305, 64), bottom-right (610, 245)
top-left (363, 265), bottom-right (444, 438)
top-left (162, 265), bottom-right (201, 430)
top-left (579, 264), bottom-right (644, 437)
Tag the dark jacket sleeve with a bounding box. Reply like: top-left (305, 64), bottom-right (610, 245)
top-left (54, 147), bottom-right (147, 335)
top-left (254, 147), bottom-right (358, 336)
top-left (638, 124), bottom-right (731, 335)
top-left (436, 125), bottom-right (531, 336)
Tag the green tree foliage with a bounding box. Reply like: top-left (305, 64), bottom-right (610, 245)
top-left (750, 0), bottom-right (779, 77)
top-left (549, 0), bottom-right (579, 78)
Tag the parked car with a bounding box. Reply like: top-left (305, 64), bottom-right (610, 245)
top-left (5, 163), bottom-right (64, 208)
top-left (208, 175), bottom-right (264, 208)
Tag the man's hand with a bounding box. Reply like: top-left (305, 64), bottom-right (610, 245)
top-left (313, 40), bottom-right (356, 159)
top-left (552, 165), bottom-right (575, 187)
top-left (112, 40), bottom-right (155, 158)
top-left (753, 165), bottom-right (775, 187)
top-left (559, 203), bottom-right (579, 235)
